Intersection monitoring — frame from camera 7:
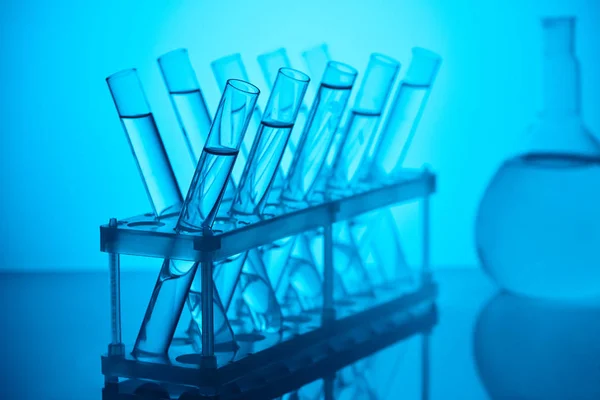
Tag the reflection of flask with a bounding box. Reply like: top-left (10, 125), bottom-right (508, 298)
top-left (476, 17), bottom-right (600, 301)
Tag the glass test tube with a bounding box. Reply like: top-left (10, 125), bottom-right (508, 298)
top-left (257, 48), bottom-right (310, 176)
top-left (328, 53), bottom-right (400, 188)
top-left (302, 44), bottom-right (331, 87)
top-left (158, 48), bottom-right (242, 343)
top-left (232, 68), bottom-right (310, 215)
top-left (178, 79), bottom-right (261, 230)
top-left (106, 69), bottom-right (183, 218)
top-left (158, 48), bottom-right (211, 163)
top-left (229, 69), bottom-right (310, 332)
top-left (367, 47), bottom-right (442, 179)
top-left (211, 54), bottom-right (263, 186)
top-left (281, 61), bottom-right (358, 202)
top-left (356, 48), bottom-right (441, 285)
top-left (133, 80), bottom-right (259, 356)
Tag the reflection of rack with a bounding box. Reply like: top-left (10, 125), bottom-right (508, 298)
top-left (101, 168), bottom-right (437, 399)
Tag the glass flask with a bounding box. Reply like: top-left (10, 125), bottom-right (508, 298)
top-left (133, 79), bottom-right (259, 356)
top-left (475, 17), bottom-right (600, 301)
top-left (106, 69), bottom-right (183, 218)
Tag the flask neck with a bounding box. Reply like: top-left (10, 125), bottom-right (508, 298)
top-left (542, 55), bottom-right (580, 116)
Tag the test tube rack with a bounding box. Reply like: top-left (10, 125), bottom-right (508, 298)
top-left (100, 168), bottom-right (438, 400)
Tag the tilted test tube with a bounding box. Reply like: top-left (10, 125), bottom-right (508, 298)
top-left (328, 53), bottom-right (400, 189)
top-left (158, 48), bottom-right (242, 345)
top-left (211, 54), bottom-right (289, 192)
top-left (232, 68), bottom-right (310, 215)
top-left (281, 61), bottom-right (358, 203)
top-left (366, 47), bottom-right (442, 179)
top-left (106, 69), bottom-right (183, 218)
top-left (158, 48), bottom-right (211, 163)
top-left (257, 48), bottom-right (310, 177)
top-left (132, 80), bottom-right (259, 356)
top-left (230, 68), bottom-right (310, 332)
top-left (356, 47), bottom-right (442, 286)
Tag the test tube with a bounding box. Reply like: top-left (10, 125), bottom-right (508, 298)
top-left (106, 69), bottom-right (183, 218)
top-left (158, 48), bottom-right (211, 163)
top-left (133, 80), bottom-right (259, 356)
top-left (281, 61), bottom-right (358, 203)
top-left (328, 54), bottom-right (400, 188)
top-left (257, 48), bottom-right (309, 176)
top-left (302, 43), bottom-right (331, 84)
top-left (232, 68), bottom-right (310, 215)
top-left (178, 79), bottom-right (261, 230)
top-left (366, 47), bottom-right (442, 179)
top-left (226, 68), bottom-right (309, 333)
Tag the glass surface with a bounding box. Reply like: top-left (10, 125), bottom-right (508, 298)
top-left (475, 17), bottom-right (600, 301)
top-left (106, 69), bottom-right (182, 218)
top-left (8, 269), bottom-right (600, 398)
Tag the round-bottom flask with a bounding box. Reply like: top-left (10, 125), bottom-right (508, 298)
top-left (475, 17), bottom-right (600, 301)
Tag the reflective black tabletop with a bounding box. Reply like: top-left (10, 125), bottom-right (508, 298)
top-left (1, 269), bottom-right (599, 399)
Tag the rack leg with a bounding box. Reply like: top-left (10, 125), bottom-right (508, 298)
top-left (322, 224), bottom-right (335, 324)
top-left (201, 258), bottom-right (216, 362)
top-left (108, 218), bottom-right (124, 357)
top-left (324, 375), bottom-right (335, 400)
top-left (421, 333), bottom-right (430, 400)
top-left (421, 192), bottom-right (431, 284)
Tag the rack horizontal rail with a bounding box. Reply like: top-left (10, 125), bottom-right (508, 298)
top-left (100, 169), bottom-right (435, 262)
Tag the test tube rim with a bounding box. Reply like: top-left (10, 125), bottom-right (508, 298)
top-left (106, 68), bottom-right (138, 83)
top-left (411, 47), bottom-right (442, 62)
top-left (279, 67), bottom-right (310, 83)
top-left (301, 43), bottom-right (331, 58)
top-left (542, 16), bottom-right (576, 28)
top-left (157, 47), bottom-right (190, 63)
top-left (226, 78), bottom-right (260, 95)
top-left (211, 53), bottom-right (244, 69)
top-left (326, 61), bottom-right (358, 76)
top-left (370, 53), bottom-right (401, 67)
top-left (257, 47), bottom-right (289, 62)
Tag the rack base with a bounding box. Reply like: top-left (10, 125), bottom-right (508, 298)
top-left (102, 281), bottom-right (437, 400)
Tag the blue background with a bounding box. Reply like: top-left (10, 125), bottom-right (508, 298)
top-left (0, 0), bottom-right (599, 271)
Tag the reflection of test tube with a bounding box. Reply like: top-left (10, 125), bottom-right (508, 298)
top-left (133, 80), bottom-right (259, 356)
top-left (158, 49), bottom-right (211, 163)
top-left (328, 53), bottom-right (400, 188)
top-left (281, 61), bottom-right (358, 202)
top-left (366, 47), bottom-right (442, 179)
top-left (257, 48), bottom-right (309, 176)
top-left (106, 69), bottom-right (183, 218)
